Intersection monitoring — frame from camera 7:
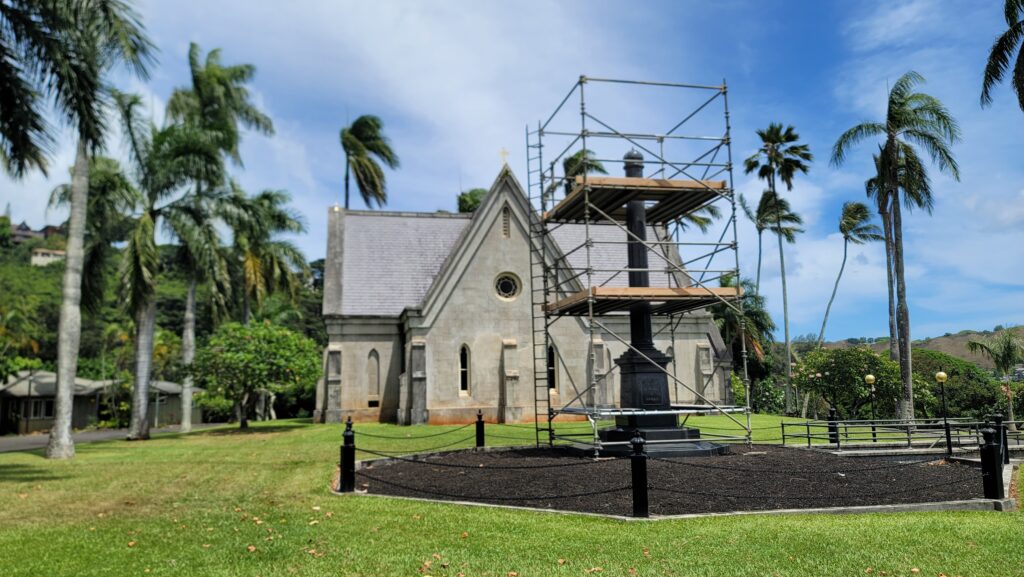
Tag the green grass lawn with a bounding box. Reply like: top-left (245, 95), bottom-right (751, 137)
top-left (0, 416), bottom-right (1020, 576)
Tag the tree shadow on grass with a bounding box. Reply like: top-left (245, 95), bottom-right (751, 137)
top-left (200, 423), bottom-right (309, 437)
top-left (0, 463), bottom-right (64, 483)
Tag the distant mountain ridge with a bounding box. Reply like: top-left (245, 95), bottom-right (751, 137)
top-left (825, 327), bottom-right (1023, 371)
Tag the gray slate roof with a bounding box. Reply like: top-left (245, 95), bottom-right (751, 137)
top-left (336, 211), bottom-right (686, 316)
top-left (341, 212), bottom-right (471, 316)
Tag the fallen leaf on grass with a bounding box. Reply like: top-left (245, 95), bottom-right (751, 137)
top-left (642, 547), bottom-right (651, 558)
top-left (325, 511), bottom-right (334, 518)
top-left (202, 544), bottom-right (211, 549)
top-left (865, 569), bottom-right (873, 574)
top-left (507, 572), bottom-right (519, 577)
top-left (247, 545), bottom-right (257, 553)
top-left (308, 520), bottom-right (319, 526)
top-left (460, 531), bottom-right (469, 539)
top-left (432, 553), bottom-right (442, 560)
top-left (312, 506), bottom-right (321, 511)
top-left (17, 493), bottom-right (28, 499)
top-left (629, 569), bottom-right (638, 577)
top-left (585, 568), bottom-right (603, 574)
top-left (557, 559), bottom-right (566, 566)
top-left (910, 569), bottom-right (920, 574)
top-left (127, 541), bottom-right (136, 548)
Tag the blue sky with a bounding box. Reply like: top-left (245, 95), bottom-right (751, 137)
top-left (3, 0), bottom-right (1023, 342)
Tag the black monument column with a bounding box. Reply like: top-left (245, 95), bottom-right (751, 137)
top-left (616, 149), bottom-right (675, 429)
top-left (597, 150), bottom-right (725, 456)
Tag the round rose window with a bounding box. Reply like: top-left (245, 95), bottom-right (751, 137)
top-left (494, 273), bottom-right (521, 300)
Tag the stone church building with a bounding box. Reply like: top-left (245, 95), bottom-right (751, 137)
top-left (315, 167), bottom-right (732, 425)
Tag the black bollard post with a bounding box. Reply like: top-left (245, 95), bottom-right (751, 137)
top-left (630, 430), bottom-right (649, 518)
top-left (476, 410), bottom-right (485, 448)
top-left (827, 407), bottom-right (839, 447)
top-left (339, 417), bottom-right (356, 493)
top-left (980, 427), bottom-right (1005, 500)
top-left (992, 414), bottom-right (1009, 465)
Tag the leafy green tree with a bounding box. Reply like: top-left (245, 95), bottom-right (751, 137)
top-left (0, 215), bottom-right (11, 248)
top-left (739, 191), bottom-right (803, 295)
top-left (744, 123), bottom-right (812, 413)
top-left (912, 349), bottom-right (1003, 420)
top-left (794, 347), bottom-right (907, 419)
top-left (192, 322), bottom-right (320, 428)
top-left (832, 71), bottom-right (961, 420)
top-left (967, 329), bottom-right (1024, 426)
top-left (457, 188), bottom-right (487, 213)
top-left (340, 115), bottom-right (399, 209)
top-left (981, 1), bottom-right (1024, 113)
top-left (816, 202), bottom-right (883, 347)
top-left (44, 0), bottom-right (155, 460)
top-left (109, 91), bottom-right (224, 440)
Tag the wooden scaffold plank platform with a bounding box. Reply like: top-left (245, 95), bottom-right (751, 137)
top-left (543, 176), bottom-right (727, 224)
top-left (545, 286), bottom-right (741, 316)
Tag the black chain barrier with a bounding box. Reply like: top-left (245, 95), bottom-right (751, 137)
top-left (355, 470), bottom-right (630, 502)
top-left (649, 477), bottom-right (972, 501)
top-left (358, 434), bottom-right (478, 455)
top-left (354, 423), bottom-right (473, 440)
top-left (358, 447), bottom-right (608, 469)
top-left (648, 455), bottom-right (939, 475)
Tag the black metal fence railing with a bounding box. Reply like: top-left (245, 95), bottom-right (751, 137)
top-left (780, 415), bottom-right (1023, 457)
top-left (333, 415), bottom-right (1011, 518)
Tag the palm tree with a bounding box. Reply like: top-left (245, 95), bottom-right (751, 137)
top-left (816, 202), bottom-right (883, 347)
top-left (110, 91), bottom-right (224, 440)
top-left (43, 0), bottom-right (155, 460)
top-left (981, 0), bottom-right (1024, 113)
top-left (340, 115), bottom-right (399, 209)
top-left (744, 123), bottom-right (812, 413)
top-left (740, 191), bottom-right (803, 294)
top-left (167, 43), bottom-right (272, 432)
top-left (226, 188), bottom-right (308, 325)
top-left (167, 42), bottom-right (274, 165)
top-left (832, 71), bottom-right (960, 420)
top-left (49, 156), bottom-right (139, 314)
top-left (712, 274), bottom-right (776, 366)
top-left (967, 329), bottom-right (1024, 429)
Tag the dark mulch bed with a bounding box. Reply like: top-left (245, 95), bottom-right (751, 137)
top-left (355, 446), bottom-right (983, 516)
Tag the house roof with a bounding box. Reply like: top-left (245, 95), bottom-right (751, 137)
top-left (0, 371), bottom-right (193, 397)
top-left (0, 371), bottom-right (113, 397)
top-left (340, 212), bottom-right (471, 316)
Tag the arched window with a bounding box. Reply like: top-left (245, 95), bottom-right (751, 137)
top-left (501, 205), bottom-right (511, 238)
top-left (367, 350), bottom-right (380, 407)
top-left (459, 345), bottom-right (470, 393)
top-left (546, 345), bottom-right (557, 391)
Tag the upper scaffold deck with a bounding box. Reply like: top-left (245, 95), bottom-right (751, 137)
top-left (543, 175), bottom-right (727, 224)
top-left (544, 286), bottom-right (742, 317)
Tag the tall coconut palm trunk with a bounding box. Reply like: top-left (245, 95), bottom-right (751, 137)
top-left (46, 141), bottom-right (89, 459)
top-left (127, 300), bottom-right (157, 440)
top-left (817, 239), bottom-right (849, 348)
top-left (755, 232), bottom-right (764, 294)
top-left (891, 197), bottom-right (914, 420)
top-left (777, 226), bottom-right (794, 413)
top-left (880, 206), bottom-right (899, 361)
top-left (180, 279), bottom-right (197, 433)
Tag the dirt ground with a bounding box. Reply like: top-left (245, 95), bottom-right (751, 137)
top-left (355, 446), bottom-right (983, 516)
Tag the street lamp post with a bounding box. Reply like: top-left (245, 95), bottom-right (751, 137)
top-left (865, 374), bottom-right (876, 442)
top-left (936, 371), bottom-right (951, 458)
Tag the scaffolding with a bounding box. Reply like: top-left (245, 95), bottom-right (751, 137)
top-left (525, 76), bottom-right (752, 453)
